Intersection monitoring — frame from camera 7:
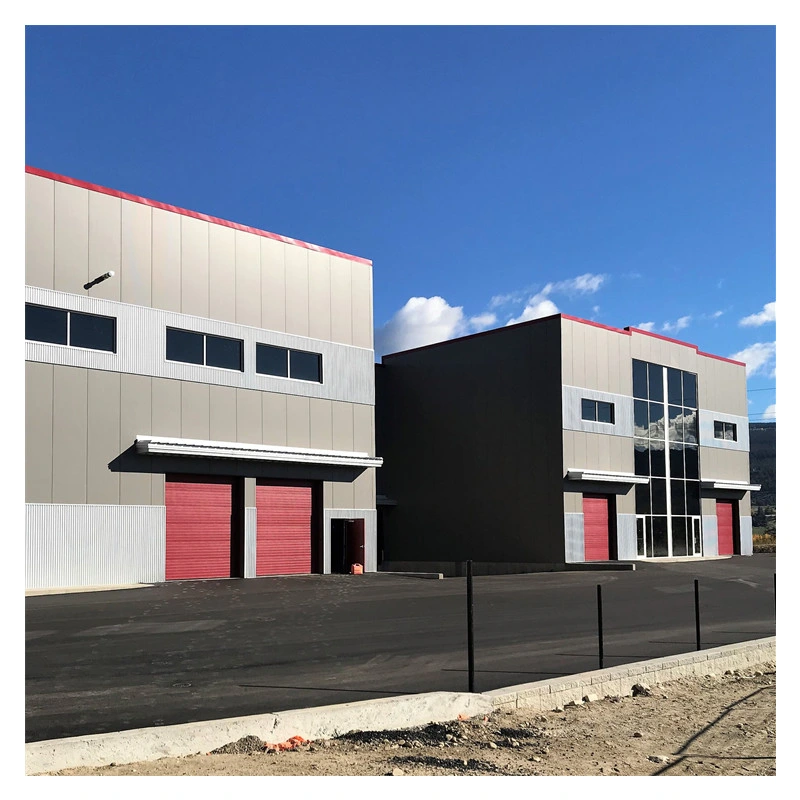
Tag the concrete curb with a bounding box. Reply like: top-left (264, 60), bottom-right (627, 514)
top-left (25, 636), bottom-right (775, 775)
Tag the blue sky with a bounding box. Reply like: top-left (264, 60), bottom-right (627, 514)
top-left (25, 25), bottom-right (776, 421)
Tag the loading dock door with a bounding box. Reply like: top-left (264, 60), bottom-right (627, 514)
top-left (716, 500), bottom-right (735, 556)
top-left (165, 476), bottom-right (234, 580)
top-left (583, 494), bottom-right (610, 561)
top-left (256, 482), bottom-right (313, 575)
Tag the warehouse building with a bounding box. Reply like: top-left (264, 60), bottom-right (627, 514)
top-left (375, 313), bottom-right (759, 575)
top-left (25, 167), bottom-right (381, 590)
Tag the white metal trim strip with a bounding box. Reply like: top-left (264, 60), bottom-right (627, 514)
top-left (566, 468), bottom-right (649, 484)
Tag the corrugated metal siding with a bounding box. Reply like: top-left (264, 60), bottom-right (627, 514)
top-left (616, 514), bottom-right (637, 560)
top-left (256, 483), bottom-right (313, 575)
top-left (698, 409), bottom-right (750, 452)
top-left (244, 507), bottom-right (257, 578)
top-left (323, 509), bottom-right (378, 573)
top-left (26, 504), bottom-right (165, 590)
top-left (564, 513), bottom-right (585, 563)
top-left (165, 477), bottom-right (233, 580)
top-left (25, 285), bottom-right (375, 405)
top-left (583, 495), bottom-right (610, 561)
top-left (702, 514), bottom-right (719, 556)
top-left (562, 385), bottom-right (634, 438)
top-left (739, 516), bottom-right (753, 556)
top-left (716, 500), bottom-right (735, 556)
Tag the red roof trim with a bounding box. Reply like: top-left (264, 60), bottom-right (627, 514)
top-left (25, 166), bottom-right (372, 266)
top-left (383, 312), bottom-right (745, 367)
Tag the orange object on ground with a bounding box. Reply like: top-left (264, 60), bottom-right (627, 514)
top-left (264, 735), bottom-right (309, 751)
top-left (351, 563), bottom-right (363, 574)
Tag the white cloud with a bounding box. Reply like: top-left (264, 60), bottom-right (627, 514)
top-left (469, 312), bottom-right (497, 331)
top-left (592, 305), bottom-right (600, 315)
top-left (711, 310), bottom-right (724, 319)
top-left (729, 341), bottom-right (776, 378)
top-left (506, 295), bottom-right (560, 325)
top-left (505, 272), bottom-right (606, 326)
top-left (375, 296), bottom-right (467, 356)
top-left (762, 404), bottom-right (776, 421)
top-left (637, 322), bottom-right (656, 332)
top-left (739, 302), bottom-right (776, 327)
top-left (489, 290), bottom-right (528, 309)
top-left (662, 316), bottom-right (691, 333)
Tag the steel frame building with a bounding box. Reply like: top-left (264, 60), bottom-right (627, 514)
top-left (375, 313), bottom-right (759, 575)
top-left (25, 167), bottom-right (381, 590)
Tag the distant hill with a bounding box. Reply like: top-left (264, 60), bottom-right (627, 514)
top-left (749, 422), bottom-right (775, 507)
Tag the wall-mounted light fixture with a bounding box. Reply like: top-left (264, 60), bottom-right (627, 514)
top-left (84, 271), bottom-right (115, 291)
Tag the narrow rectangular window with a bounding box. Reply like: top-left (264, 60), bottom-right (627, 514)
top-left (714, 420), bottom-right (725, 439)
top-left (725, 422), bottom-right (737, 442)
top-left (70, 311), bottom-right (116, 352)
top-left (166, 328), bottom-right (204, 365)
top-left (597, 401), bottom-right (614, 424)
top-left (256, 344), bottom-right (289, 377)
top-left (290, 349), bottom-right (322, 383)
top-left (25, 304), bottom-right (68, 345)
top-left (206, 334), bottom-right (243, 371)
top-left (581, 398), bottom-right (596, 421)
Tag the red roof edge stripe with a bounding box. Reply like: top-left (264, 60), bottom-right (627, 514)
top-left (25, 166), bottom-right (372, 266)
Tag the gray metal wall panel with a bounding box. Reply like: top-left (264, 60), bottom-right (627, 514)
top-left (244, 507), bottom-right (257, 578)
top-left (236, 388), bottom-right (263, 444)
top-left (209, 384), bottom-right (238, 443)
top-left (26, 286), bottom-right (375, 406)
top-left (151, 207), bottom-right (181, 313)
top-left (353, 402), bottom-right (375, 454)
top-left (332, 400), bottom-right (355, 451)
top-left (25, 504), bottom-right (166, 589)
top-left (739, 516), bottom-right (753, 556)
top-left (26, 173), bottom-right (55, 289)
top-left (698, 447), bottom-right (751, 482)
top-left (702, 515), bottom-right (719, 556)
top-left (284, 246), bottom-right (310, 336)
top-left (235, 230), bottom-right (262, 328)
top-left (87, 370), bottom-right (121, 504)
top-left (562, 385), bottom-right (634, 438)
top-left (308, 251), bottom-right (332, 342)
top-left (323, 509), bottom-right (377, 573)
top-left (698, 409), bottom-right (750, 452)
top-left (329, 256), bottom-right (353, 345)
top-left (88, 191), bottom-right (122, 302)
top-left (181, 382), bottom-right (210, 440)
top-left (353, 469), bottom-right (375, 510)
top-left (286, 395), bottom-right (311, 448)
top-left (564, 513), bottom-right (584, 563)
top-left (309, 398), bottom-right (334, 450)
top-left (151, 376), bottom-right (181, 437)
top-left (262, 392), bottom-right (288, 446)
top-left (209, 225), bottom-right (237, 325)
top-left (121, 199), bottom-right (152, 308)
top-left (119, 373), bottom-right (153, 505)
top-left (52, 366), bottom-right (88, 504)
top-left (617, 514), bottom-right (637, 560)
top-left (26, 361), bottom-right (54, 503)
top-left (180, 215), bottom-right (209, 318)
top-left (351, 260), bottom-right (373, 349)
top-left (54, 182), bottom-right (89, 294)
top-left (260, 237), bottom-right (286, 332)
top-left (332, 480), bottom-right (356, 510)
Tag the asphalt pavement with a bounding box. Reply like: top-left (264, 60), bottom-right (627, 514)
top-left (25, 554), bottom-right (776, 743)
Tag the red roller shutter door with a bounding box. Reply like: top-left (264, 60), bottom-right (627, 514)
top-left (256, 483), bottom-right (313, 575)
top-left (716, 500), bottom-right (735, 556)
top-left (583, 494), bottom-right (610, 561)
top-left (165, 476), bottom-right (233, 580)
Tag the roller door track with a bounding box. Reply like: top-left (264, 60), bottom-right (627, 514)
top-left (256, 482), bottom-right (313, 575)
top-left (583, 494), bottom-right (610, 561)
top-left (717, 500), bottom-right (735, 556)
top-left (165, 476), bottom-right (234, 580)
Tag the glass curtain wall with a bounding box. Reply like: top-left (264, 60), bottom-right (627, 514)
top-left (633, 359), bottom-right (701, 557)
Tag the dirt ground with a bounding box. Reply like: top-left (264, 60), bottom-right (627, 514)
top-left (52, 662), bottom-right (776, 777)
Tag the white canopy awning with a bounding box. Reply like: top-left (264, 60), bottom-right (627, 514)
top-left (700, 479), bottom-right (761, 492)
top-left (135, 435), bottom-right (383, 468)
top-left (566, 468), bottom-right (649, 484)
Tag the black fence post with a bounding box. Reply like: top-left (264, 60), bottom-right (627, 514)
top-left (597, 584), bottom-right (604, 669)
top-left (694, 578), bottom-right (701, 651)
top-left (466, 560), bottom-right (475, 693)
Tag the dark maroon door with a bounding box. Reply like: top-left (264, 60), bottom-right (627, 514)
top-left (583, 494), bottom-right (610, 561)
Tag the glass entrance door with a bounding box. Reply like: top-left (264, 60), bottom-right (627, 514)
top-left (691, 517), bottom-right (703, 556)
top-left (636, 515), bottom-right (653, 558)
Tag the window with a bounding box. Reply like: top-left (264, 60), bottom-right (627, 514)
top-left (256, 343), bottom-right (323, 383)
top-left (714, 420), bottom-right (737, 442)
top-left (26, 303), bottom-right (116, 352)
top-left (166, 328), bottom-right (243, 371)
top-left (581, 398), bottom-right (615, 424)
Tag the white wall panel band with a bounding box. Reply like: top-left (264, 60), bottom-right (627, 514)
top-left (564, 513), bottom-right (585, 563)
top-left (244, 507), bottom-right (257, 578)
top-left (739, 516), bottom-right (753, 556)
top-left (698, 409), bottom-right (750, 452)
top-left (616, 514), bottom-right (637, 560)
top-left (323, 508), bottom-right (377, 573)
top-left (702, 515), bottom-right (719, 557)
top-left (562, 385), bottom-right (634, 437)
top-left (26, 504), bottom-right (165, 589)
top-left (25, 286), bottom-right (375, 405)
